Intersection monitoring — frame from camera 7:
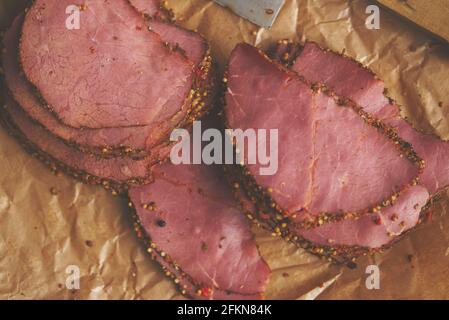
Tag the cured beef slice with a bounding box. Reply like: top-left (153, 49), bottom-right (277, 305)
top-left (228, 168), bottom-right (428, 262)
top-left (129, 163), bottom-right (270, 300)
top-left (20, 0), bottom-right (194, 129)
top-left (225, 44), bottom-right (421, 224)
top-left (5, 13), bottom-right (211, 159)
top-left (389, 119), bottom-right (449, 195)
top-left (128, 0), bottom-right (208, 67)
top-left (1, 96), bottom-right (154, 193)
top-left (292, 42), bottom-right (449, 196)
top-left (292, 42), bottom-right (394, 118)
top-left (296, 185), bottom-right (429, 248)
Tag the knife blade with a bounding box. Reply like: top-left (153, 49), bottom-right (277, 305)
top-left (213, 0), bottom-right (285, 29)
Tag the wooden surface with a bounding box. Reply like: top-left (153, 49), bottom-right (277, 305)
top-left (377, 0), bottom-right (449, 43)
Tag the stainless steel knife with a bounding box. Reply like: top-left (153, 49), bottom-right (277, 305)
top-left (213, 0), bottom-right (285, 29)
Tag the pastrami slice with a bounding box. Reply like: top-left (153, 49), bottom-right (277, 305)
top-left (128, 0), bottom-right (209, 68)
top-left (388, 119), bottom-right (449, 195)
top-left (129, 163), bottom-right (270, 300)
top-left (225, 43), bottom-right (421, 220)
top-left (1, 96), bottom-right (153, 192)
top-left (227, 165), bottom-right (429, 262)
top-left (20, 0), bottom-right (194, 129)
top-left (297, 185), bottom-right (429, 248)
top-left (292, 42), bottom-right (396, 119)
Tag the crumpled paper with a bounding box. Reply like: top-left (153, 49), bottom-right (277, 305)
top-left (0, 0), bottom-right (448, 300)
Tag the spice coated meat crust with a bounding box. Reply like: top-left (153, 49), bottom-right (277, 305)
top-left (0, 0), bottom-right (446, 300)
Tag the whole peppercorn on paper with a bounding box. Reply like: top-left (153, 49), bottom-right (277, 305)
top-left (0, 0), bottom-right (448, 299)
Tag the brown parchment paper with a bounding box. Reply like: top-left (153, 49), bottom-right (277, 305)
top-left (0, 0), bottom-right (448, 300)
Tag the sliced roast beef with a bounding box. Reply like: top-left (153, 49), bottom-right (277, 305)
top-left (129, 163), bottom-right (270, 300)
top-left (20, 0), bottom-right (194, 129)
top-left (291, 42), bottom-right (449, 196)
top-left (1, 96), bottom-right (155, 193)
top-left (5, 11), bottom-right (211, 159)
top-left (225, 44), bottom-right (422, 226)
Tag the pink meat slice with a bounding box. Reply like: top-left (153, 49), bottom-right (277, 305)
top-left (2, 96), bottom-right (152, 185)
top-left (292, 42), bottom-right (396, 119)
top-left (4, 14), bottom-right (208, 157)
top-left (128, 0), bottom-right (207, 66)
top-left (389, 119), bottom-right (449, 195)
top-left (148, 20), bottom-right (206, 67)
top-left (129, 164), bottom-right (270, 300)
top-left (297, 185), bottom-right (429, 247)
top-left (226, 43), bottom-right (419, 217)
top-left (292, 42), bottom-right (449, 196)
top-left (20, 0), bottom-right (194, 129)
top-left (232, 174), bottom-right (428, 249)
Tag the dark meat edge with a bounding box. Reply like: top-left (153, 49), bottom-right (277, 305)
top-left (128, 195), bottom-right (267, 300)
top-left (223, 44), bottom-right (425, 229)
top-left (0, 96), bottom-right (152, 195)
top-left (269, 40), bottom-right (386, 82)
top-left (16, 3), bottom-right (214, 159)
top-left (225, 164), bottom-right (435, 266)
top-left (268, 39), bottom-right (304, 67)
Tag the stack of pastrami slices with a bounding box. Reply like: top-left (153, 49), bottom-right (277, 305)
top-left (1, 0), bottom-right (270, 300)
top-left (2, 0), bottom-right (213, 193)
top-left (224, 42), bottom-right (449, 266)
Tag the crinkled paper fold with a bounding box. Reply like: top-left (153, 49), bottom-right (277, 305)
top-left (0, 0), bottom-right (448, 300)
